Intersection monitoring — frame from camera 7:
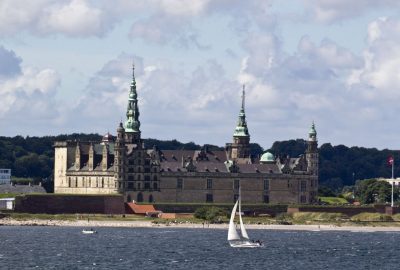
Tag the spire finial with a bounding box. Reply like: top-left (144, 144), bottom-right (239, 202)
top-left (242, 84), bottom-right (245, 110)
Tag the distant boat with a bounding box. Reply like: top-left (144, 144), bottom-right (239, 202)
top-left (228, 189), bottom-right (262, 248)
top-left (82, 229), bottom-right (97, 234)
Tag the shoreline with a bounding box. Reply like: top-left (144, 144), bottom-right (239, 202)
top-left (2, 218), bottom-right (400, 232)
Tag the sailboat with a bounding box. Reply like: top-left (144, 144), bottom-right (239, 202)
top-left (228, 189), bottom-right (262, 248)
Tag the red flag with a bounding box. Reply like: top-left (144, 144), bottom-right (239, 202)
top-left (388, 156), bottom-right (394, 166)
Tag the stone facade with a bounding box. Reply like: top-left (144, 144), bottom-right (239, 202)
top-left (54, 66), bottom-right (319, 204)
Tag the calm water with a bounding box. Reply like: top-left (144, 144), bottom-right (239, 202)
top-left (0, 226), bottom-right (399, 269)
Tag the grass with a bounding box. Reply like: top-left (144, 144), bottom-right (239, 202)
top-left (0, 193), bottom-right (19, 199)
top-left (318, 197), bottom-right (349, 205)
top-left (350, 213), bottom-right (393, 222)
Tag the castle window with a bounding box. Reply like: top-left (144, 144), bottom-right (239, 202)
top-left (137, 193), bottom-right (143, 202)
top-left (128, 175), bottom-right (133, 181)
top-left (145, 175), bottom-right (150, 181)
top-left (127, 182), bottom-right (133, 190)
top-left (264, 178), bottom-right (269, 191)
top-left (206, 194), bottom-right (213, 203)
top-left (301, 181), bottom-right (307, 192)
top-left (128, 168), bottom-right (134, 173)
top-left (153, 182), bottom-right (158, 190)
top-left (144, 182), bottom-right (150, 189)
top-left (233, 179), bottom-right (240, 190)
top-left (145, 167), bottom-right (150, 173)
top-left (207, 179), bottom-right (213, 189)
top-left (145, 160), bottom-right (150, 165)
top-left (153, 175), bottom-right (157, 181)
top-left (300, 195), bottom-right (307, 203)
top-left (263, 194), bottom-right (269, 203)
top-left (177, 178), bottom-right (183, 189)
top-left (137, 175), bottom-right (141, 181)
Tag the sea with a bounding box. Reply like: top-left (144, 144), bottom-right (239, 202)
top-left (0, 226), bottom-right (399, 269)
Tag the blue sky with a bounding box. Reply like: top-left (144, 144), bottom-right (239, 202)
top-left (1, 0), bottom-right (400, 150)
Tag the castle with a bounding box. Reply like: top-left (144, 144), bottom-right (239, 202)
top-left (54, 66), bottom-right (319, 204)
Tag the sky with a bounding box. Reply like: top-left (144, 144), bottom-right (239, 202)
top-left (1, 0), bottom-right (400, 150)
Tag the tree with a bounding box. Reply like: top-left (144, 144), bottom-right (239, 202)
top-left (355, 179), bottom-right (394, 204)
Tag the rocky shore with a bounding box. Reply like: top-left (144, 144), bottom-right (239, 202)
top-left (2, 217), bottom-right (400, 232)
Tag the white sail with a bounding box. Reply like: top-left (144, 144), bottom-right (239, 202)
top-left (238, 195), bottom-right (249, 239)
top-left (227, 199), bottom-right (240, 241)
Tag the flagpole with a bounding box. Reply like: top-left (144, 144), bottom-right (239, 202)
top-left (391, 158), bottom-right (394, 207)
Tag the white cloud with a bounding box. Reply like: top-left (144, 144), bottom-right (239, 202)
top-left (0, 0), bottom-right (112, 37)
top-left (0, 62), bottom-right (61, 137)
top-left (302, 0), bottom-right (400, 23)
top-left (348, 17), bottom-right (400, 101)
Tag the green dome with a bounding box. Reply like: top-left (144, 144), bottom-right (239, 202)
top-left (309, 122), bottom-right (317, 136)
top-left (260, 152), bottom-right (274, 162)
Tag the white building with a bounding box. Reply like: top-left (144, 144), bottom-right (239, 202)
top-left (0, 169), bottom-right (11, 185)
top-left (0, 198), bottom-right (15, 210)
top-left (378, 178), bottom-right (400, 186)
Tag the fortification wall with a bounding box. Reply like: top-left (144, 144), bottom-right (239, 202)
top-left (14, 195), bottom-right (124, 214)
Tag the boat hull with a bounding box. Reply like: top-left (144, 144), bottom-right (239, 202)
top-left (82, 230), bottom-right (97, 234)
top-left (229, 240), bottom-right (262, 248)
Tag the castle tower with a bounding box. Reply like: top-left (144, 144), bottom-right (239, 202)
top-left (115, 122), bottom-right (126, 192)
top-left (226, 85), bottom-right (251, 160)
top-left (306, 122), bottom-right (318, 175)
top-left (124, 64), bottom-right (142, 146)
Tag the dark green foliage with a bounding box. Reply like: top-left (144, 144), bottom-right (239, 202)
top-left (271, 140), bottom-right (399, 190)
top-left (268, 139), bottom-right (307, 158)
top-left (194, 206), bottom-right (226, 222)
top-left (250, 143), bottom-right (264, 157)
top-left (354, 179), bottom-right (396, 204)
top-left (318, 186), bottom-right (336, 197)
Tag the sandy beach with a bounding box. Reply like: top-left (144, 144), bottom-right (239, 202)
top-left (1, 218), bottom-right (400, 232)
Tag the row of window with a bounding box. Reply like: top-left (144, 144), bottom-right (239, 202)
top-left (67, 177), bottom-right (112, 188)
top-left (123, 182), bottom-right (158, 190)
top-left (177, 178), bottom-right (270, 191)
top-left (127, 167), bottom-right (156, 173)
top-left (127, 175), bottom-right (158, 181)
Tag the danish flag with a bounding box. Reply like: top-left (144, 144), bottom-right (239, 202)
top-left (388, 156), bottom-right (394, 166)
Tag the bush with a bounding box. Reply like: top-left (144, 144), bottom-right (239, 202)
top-left (194, 206), bottom-right (226, 222)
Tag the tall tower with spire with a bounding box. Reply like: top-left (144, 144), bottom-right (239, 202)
top-left (226, 85), bottom-right (251, 161)
top-left (306, 122), bottom-right (318, 175)
top-left (124, 64), bottom-right (142, 145)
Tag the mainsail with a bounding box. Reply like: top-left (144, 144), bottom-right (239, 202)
top-left (227, 199), bottom-right (240, 241)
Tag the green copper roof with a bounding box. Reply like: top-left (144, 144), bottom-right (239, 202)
top-left (124, 64), bottom-right (141, 133)
top-left (309, 121), bottom-right (317, 136)
top-left (260, 152), bottom-right (274, 162)
top-left (233, 85), bottom-right (250, 137)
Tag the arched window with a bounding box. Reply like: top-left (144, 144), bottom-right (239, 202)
top-left (137, 192), bottom-right (143, 202)
top-left (149, 194), bottom-right (153, 203)
top-left (153, 175), bottom-right (157, 181)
